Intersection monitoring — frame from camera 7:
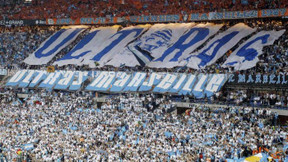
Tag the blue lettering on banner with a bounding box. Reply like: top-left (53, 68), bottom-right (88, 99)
top-left (29, 71), bottom-right (47, 88)
top-left (187, 31), bottom-right (239, 68)
top-left (204, 74), bottom-right (226, 97)
top-left (212, 10), bottom-right (257, 20)
top-left (169, 74), bottom-right (187, 93)
top-left (153, 74), bottom-right (178, 93)
top-left (35, 28), bottom-right (84, 58)
top-left (155, 28), bottom-right (209, 62)
top-left (56, 30), bottom-right (100, 62)
top-left (262, 75), bottom-right (268, 84)
top-left (178, 74), bottom-right (196, 95)
top-left (238, 74), bottom-right (246, 83)
top-left (276, 75), bottom-right (281, 84)
top-left (6, 70), bottom-right (27, 86)
top-left (124, 72), bottom-right (147, 92)
top-left (19, 70), bottom-right (37, 88)
top-left (139, 73), bottom-right (162, 91)
top-left (91, 28), bottom-right (145, 62)
top-left (255, 74), bottom-right (262, 83)
top-left (69, 71), bottom-right (88, 90)
top-left (261, 8), bottom-right (287, 17)
top-left (39, 72), bottom-right (62, 89)
top-left (228, 74), bottom-right (235, 83)
top-left (225, 34), bottom-right (269, 66)
top-left (246, 74), bottom-right (254, 83)
top-left (85, 72), bottom-right (116, 91)
top-left (131, 15), bottom-right (180, 22)
top-left (190, 13), bottom-right (209, 21)
top-left (6, 70), bottom-right (228, 97)
top-left (269, 74), bottom-right (276, 84)
top-left (80, 17), bottom-right (107, 24)
top-left (192, 74), bottom-right (209, 98)
top-left (110, 72), bottom-right (131, 92)
top-left (56, 18), bottom-right (75, 25)
top-left (54, 71), bottom-right (75, 90)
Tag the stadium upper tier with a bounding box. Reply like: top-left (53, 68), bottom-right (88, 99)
top-left (0, 0), bottom-right (287, 20)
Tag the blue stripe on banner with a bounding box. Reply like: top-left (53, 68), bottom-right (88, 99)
top-left (189, 31), bottom-right (239, 68)
top-left (204, 74), bottom-right (227, 97)
top-left (56, 30), bottom-right (100, 62)
top-left (169, 74), bottom-right (187, 93)
top-left (110, 72), bottom-right (131, 92)
top-left (35, 28), bottom-right (84, 58)
top-left (6, 70), bottom-right (28, 87)
top-left (192, 74), bottom-right (209, 98)
top-left (29, 71), bottom-right (47, 88)
top-left (85, 71), bottom-right (116, 91)
top-left (178, 74), bottom-right (196, 95)
top-left (19, 70), bottom-right (37, 88)
top-left (91, 28), bottom-right (145, 62)
top-left (124, 72), bottom-right (147, 92)
top-left (54, 71), bottom-right (75, 90)
top-left (139, 73), bottom-right (162, 91)
top-left (155, 27), bottom-right (210, 62)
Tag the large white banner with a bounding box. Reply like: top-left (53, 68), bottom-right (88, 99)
top-left (182, 23), bottom-right (256, 69)
top-left (222, 30), bottom-right (286, 70)
top-left (105, 23), bottom-right (193, 67)
top-left (104, 47), bottom-right (141, 67)
top-left (147, 23), bottom-right (223, 68)
top-left (82, 25), bottom-right (151, 67)
top-left (6, 70), bottom-right (228, 98)
top-left (24, 27), bottom-right (86, 65)
top-left (53, 26), bottom-right (120, 66)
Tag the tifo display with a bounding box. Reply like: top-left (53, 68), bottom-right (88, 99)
top-left (23, 23), bottom-right (285, 70)
top-left (6, 70), bottom-right (227, 98)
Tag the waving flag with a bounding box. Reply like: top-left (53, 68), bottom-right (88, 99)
top-left (24, 26), bottom-right (86, 65)
top-left (183, 23), bottom-right (256, 69)
top-left (148, 23), bottom-right (223, 68)
top-left (82, 25), bottom-right (151, 67)
top-left (222, 30), bottom-right (285, 70)
top-left (130, 23), bottom-right (193, 65)
top-left (54, 26), bottom-right (120, 66)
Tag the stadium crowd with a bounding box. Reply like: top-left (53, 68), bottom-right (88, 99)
top-left (0, 88), bottom-right (287, 161)
top-left (0, 0), bottom-right (287, 20)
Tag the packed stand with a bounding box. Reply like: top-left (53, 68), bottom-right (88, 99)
top-left (0, 88), bottom-right (287, 161)
top-left (0, 26), bottom-right (58, 69)
top-left (0, 0), bottom-right (287, 20)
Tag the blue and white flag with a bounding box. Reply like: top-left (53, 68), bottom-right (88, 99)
top-left (128, 23), bottom-right (193, 66)
top-left (83, 25), bottom-right (151, 67)
top-left (183, 23), bottom-right (256, 69)
top-left (222, 30), bottom-right (285, 70)
top-left (148, 23), bottom-right (223, 68)
top-left (105, 47), bottom-right (142, 67)
top-left (24, 26), bottom-right (86, 65)
top-left (54, 26), bottom-right (120, 66)
top-left (23, 143), bottom-right (34, 151)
